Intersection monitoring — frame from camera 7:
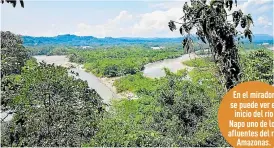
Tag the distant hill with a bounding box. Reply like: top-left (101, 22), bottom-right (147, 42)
top-left (241, 34), bottom-right (273, 44)
top-left (22, 34), bottom-right (273, 46)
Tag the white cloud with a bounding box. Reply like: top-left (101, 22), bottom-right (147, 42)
top-left (240, 0), bottom-right (273, 36)
top-left (113, 10), bottom-right (133, 22)
top-left (75, 7), bottom-right (184, 37)
top-left (258, 16), bottom-right (273, 27)
top-left (17, 0), bottom-right (272, 37)
top-left (242, 0), bottom-right (273, 14)
top-left (74, 0), bottom-right (270, 37)
top-left (132, 8), bottom-right (183, 37)
top-left (149, 1), bottom-right (188, 10)
top-left (75, 10), bottom-right (134, 37)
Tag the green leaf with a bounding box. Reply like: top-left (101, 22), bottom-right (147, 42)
top-left (240, 16), bottom-right (247, 28)
top-left (180, 27), bottom-right (184, 35)
top-left (246, 14), bottom-right (253, 26)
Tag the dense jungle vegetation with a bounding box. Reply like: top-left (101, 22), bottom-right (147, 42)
top-left (28, 46), bottom-right (74, 56)
top-left (1, 31), bottom-right (105, 147)
top-left (1, 29), bottom-right (273, 148)
top-left (93, 48), bottom-right (273, 147)
top-left (1, 0), bottom-right (274, 147)
top-left (88, 69), bottom-right (228, 147)
top-left (68, 47), bottom-right (184, 77)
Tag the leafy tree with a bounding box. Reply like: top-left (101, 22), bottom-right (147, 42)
top-left (1, 31), bottom-right (29, 113)
top-left (1, 0), bottom-right (24, 7)
top-left (241, 49), bottom-right (274, 85)
top-left (169, 0), bottom-right (253, 90)
top-left (114, 73), bottom-right (165, 94)
top-left (86, 97), bottom-right (166, 147)
top-left (1, 60), bottom-right (105, 147)
top-left (70, 47), bottom-right (183, 77)
top-left (87, 67), bottom-right (229, 147)
top-left (150, 65), bottom-right (229, 146)
top-left (1, 31), bottom-right (29, 78)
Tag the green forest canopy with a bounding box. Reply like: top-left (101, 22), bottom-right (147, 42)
top-left (68, 47), bottom-right (183, 77)
top-left (1, 0), bottom-right (273, 145)
top-left (1, 26), bottom-right (273, 147)
top-left (1, 31), bottom-right (105, 147)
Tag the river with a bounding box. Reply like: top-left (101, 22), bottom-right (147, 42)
top-left (143, 53), bottom-right (197, 78)
top-left (1, 54), bottom-right (199, 121)
top-left (2, 48), bottom-right (271, 121)
top-left (33, 55), bottom-right (119, 104)
top-left (33, 54), bottom-right (198, 102)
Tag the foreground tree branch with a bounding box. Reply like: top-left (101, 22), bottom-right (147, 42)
top-left (1, 0), bottom-right (24, 7)
top-left (169, 0), bottom-right (253, 90)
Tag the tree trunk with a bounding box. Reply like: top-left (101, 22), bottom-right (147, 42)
top-left (222, 46), bottom-right (241, 90)
top-left (206, 32), bottom-right (241, 91)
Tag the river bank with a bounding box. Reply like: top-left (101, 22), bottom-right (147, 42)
top-left (34, 53), bottom-right (201, 103)
top-left (1, 53), bottom-right (200, 121)
top-left (143, 53), bottom-right (200, 78)
top-left (34, 55), bottom-right (121, 104)
top-left (34, 55), bottom-right (140, 101)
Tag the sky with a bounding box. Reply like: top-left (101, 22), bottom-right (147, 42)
top-left (1, 0), bottom-right (273, 37)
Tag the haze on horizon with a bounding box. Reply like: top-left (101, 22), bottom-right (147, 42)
top-left (1, 0), bottom-right (273, 37)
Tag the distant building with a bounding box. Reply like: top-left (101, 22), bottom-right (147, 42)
top-left (262, 43), bottom-right (270, 46)
top-left (151, 46), bottom-right (165, 50)
top-left (81, 46), bottom-right (93, 49)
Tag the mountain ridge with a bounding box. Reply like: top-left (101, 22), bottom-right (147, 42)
top-left (22, 34), bottom-right (273, 46)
